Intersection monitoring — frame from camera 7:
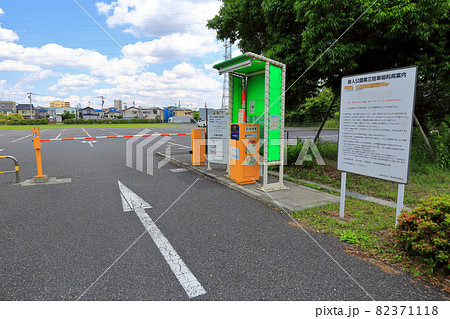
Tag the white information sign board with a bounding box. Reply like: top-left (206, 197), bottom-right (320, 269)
top-left (207, 109), bottom-right (230, 164)
top-left (338, 66), bottom-right (417, 184)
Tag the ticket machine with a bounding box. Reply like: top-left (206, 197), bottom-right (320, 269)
top-left (230, 123), bottom-right (260, 185)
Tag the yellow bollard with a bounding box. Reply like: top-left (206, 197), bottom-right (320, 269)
top-left (32, 127), bottom-right (48, 182)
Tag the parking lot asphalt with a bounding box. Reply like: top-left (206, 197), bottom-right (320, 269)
top-left (0, 126), bottom-right (447, 300)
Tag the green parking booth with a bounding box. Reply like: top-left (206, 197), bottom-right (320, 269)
top-left (213, 52), bottom-right (287, 191)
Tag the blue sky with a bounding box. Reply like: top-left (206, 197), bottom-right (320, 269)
top-left (0, 0), bottom-right (238, 109)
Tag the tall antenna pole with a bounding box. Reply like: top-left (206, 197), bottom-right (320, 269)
top-left (221, 39), bottom-right (232, 109)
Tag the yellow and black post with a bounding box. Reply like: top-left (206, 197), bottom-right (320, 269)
top-left (32, 127), bottom-right (48, 183)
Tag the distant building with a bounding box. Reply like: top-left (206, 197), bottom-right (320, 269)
top-left (50, 101), bottom-right (70, 108)
top-left (79, 107), bottom-right (98, 120)
top-left (48, 106), bottom-right (77, 122)
top-left (105, 109), bottom-right (122, 119)
top-left (163, 106), bottom-right (179, 123)
top-left (94, 109), bottom-right (104, 119)
top-left (142, 108), bottom-right (163, 120)
top-left (173, 109), bottom-right (192, 117)
top-left (36, 108), bottom-right (48, 119)
top-left (0, 101), bottom-right (16, 114)
top-left (114, 99), bottom-right (123, 111)
top-left (123, 107), bottom-right (141, 119)
top-left (17, 104), bottom-right (37, 119)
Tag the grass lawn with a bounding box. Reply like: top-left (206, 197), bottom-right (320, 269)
top-left (284, 159), bottom-right (449, 206)
top-left (0, 123), bottom-right (195, 130)
top-left (281, 143), bottom-right (449, 292)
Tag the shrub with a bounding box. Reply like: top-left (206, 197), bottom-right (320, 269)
top-left (7, 113), bottom-right (24, 121)
top-left (395, 194), bottom-right (450, 273)
top-left (429, 123), bottom-right (450, 169)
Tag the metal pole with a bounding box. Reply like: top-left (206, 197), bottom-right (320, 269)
top-left (263, 62), bottom-right (270, 189)
top-left (279, 64), bottom-right (286, 187)
top-left (340, 172), bottom-right (347, 218)
top-left (395, 184), bottom-right (405, 228)
top-left (28, 93), bottom-right (33, 120)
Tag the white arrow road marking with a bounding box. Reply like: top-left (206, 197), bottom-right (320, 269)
top-left (118, 180), bottom-right (206, 298)
top-left (0, 149), bottom-right (3, 152)
top-left (81, 140), bottom-right (96, 148)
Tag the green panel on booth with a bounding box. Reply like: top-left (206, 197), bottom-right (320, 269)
top-left (246, 73), bottom-right (265, 138)
top-left (232, 75), bottom-right (242, 123)
top-left (268, 65), bottom-right (282, 162)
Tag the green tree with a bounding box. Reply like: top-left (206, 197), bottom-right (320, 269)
top-left (208, 0), bottom-right (449, 129)
top-left (287, 87), bottom-right (337, 124)
top-left (0, 113), bottom-right (7, 120)
top-left (62, 111), bottom-right (75, 120)
top-left (207, 0), bottom-right (315, 109)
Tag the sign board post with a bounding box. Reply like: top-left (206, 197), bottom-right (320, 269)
top-left (207, 109), bottom-right (230, 165)
top-left (338, 66), bottom-right (417, 226)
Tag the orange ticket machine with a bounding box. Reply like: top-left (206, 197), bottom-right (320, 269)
top-left (191, 128), bottom-right (205, 165)
top-left (230, 123), bottom-right (260, 185)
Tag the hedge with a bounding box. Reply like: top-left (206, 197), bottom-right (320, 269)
top-left (63, 118), bottom-right (162, 124)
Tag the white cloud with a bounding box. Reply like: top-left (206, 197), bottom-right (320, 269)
top-left (24, 70), bottom-right (61, 82)
top-left (93, 62), bottom-right (222, 107)
top-left (0, 41), bottom-right (141, 78)
top-left (0, 8), bottom-right (19, 41)
top-left (122, 32), bottom-right (220, 64)
top-left (0, 25), bottom-right (18, 41)
top-left (232, 47), bottom-right (243, 58)
top-left (204, 60), bottom-right (222, 71)
top-left (48, 73), bottom-right (100, 95)
top-left (97, 0), bottom-right (220, 37)
top-left (0, 60), bottom-right (41, 72)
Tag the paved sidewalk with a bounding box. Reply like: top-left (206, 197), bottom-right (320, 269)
top-left (269, 171), bottom-right (411, 211)
top-left (157, 152), bottom-right (339, 212)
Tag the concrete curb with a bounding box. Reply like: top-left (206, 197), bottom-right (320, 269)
top-left (156, 152), bottom-right (292, 211)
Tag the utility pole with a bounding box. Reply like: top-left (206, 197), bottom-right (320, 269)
top-left (97, 96), bottom-right (105, 111)
top-left (97, 96), bottom-right (105, 118)
top-left (27, 92), bottom-right (37, 119)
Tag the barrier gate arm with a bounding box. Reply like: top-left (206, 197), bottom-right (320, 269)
top-left (0, 155), bottom-right (20, 183)
top-left (40, 132), bottom-right (190, 142)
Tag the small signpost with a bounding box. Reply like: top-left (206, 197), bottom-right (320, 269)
top-left (338, 66), bottom-right (418, 227)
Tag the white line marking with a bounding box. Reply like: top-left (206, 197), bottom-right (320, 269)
top-left (168, 142), bottom-right (190, 149)
top-left (118, 181), bottom-right (205, 299)
top-left (0, 149), bottom-right (3, 152)
top-left (11, 134), bottom-right (32, 143)
top-left (82, 128), bottom-right (92, 137)
top-left (55, 132), bottom-right (62, 139)
top-left (170, 168), bottom-right (187, 173)
top-left (81, 128), bottom-right (94, 147)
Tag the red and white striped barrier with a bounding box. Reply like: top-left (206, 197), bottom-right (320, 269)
top-left (40, 132), bottom-right (190, 142)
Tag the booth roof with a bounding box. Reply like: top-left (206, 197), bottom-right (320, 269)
top-left (213, 53), bottom-right (266, 74)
